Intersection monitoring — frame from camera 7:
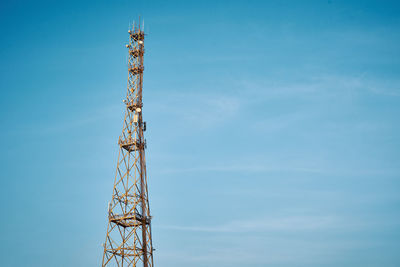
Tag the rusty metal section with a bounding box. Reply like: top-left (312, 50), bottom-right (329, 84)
top-left (101, 22), bottom-right (154, 267)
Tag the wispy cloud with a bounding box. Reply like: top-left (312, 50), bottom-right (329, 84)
top-left (157, 163), bottom-right (323, 174)
top-left (150, 92), bottom-right (241, 129)
top-left (160, 215), bottom-right (341, 233)
top-left (239, 73), bottom-right (400, 98)
top-left (182, 95), bottom-right (240, 128)
top-left (26, 104), bottom-right (120, 136)
top-left (157, 213), bottom-right (398, 266)
top-left (155, 159), bottom-right (400, 177)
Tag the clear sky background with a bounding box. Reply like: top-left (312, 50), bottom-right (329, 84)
top-left (1, 0), bottom-right (399, 266)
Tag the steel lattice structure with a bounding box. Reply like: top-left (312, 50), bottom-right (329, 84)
top-left (101, 23), bottom-right (154, 267)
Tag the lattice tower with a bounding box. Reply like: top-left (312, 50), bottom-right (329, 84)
top-left (101, 23), bottom-right (154, 267)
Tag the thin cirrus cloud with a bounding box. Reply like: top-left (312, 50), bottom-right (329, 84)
top-left (159, 215), bottom-right (353, 233)
top-left (238, 74), bottom-right (400, 99)
top-left (149, 92), bottom-right (241, 128)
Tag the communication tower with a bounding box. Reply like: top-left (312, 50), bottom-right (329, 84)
top-left (101, 22), bottom-right (154, 267)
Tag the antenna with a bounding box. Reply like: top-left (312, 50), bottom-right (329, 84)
top-left (101, 23), bottom-right (154, 267)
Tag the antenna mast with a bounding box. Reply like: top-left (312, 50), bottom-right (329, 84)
top-left (101, 22), bottom-right (154, 267)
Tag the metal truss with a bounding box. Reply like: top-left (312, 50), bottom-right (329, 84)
top-left (101, 23), bottom-right (154, 267)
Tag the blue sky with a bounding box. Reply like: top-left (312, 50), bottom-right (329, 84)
top-left (1, 0), bottom-right (399, 266)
